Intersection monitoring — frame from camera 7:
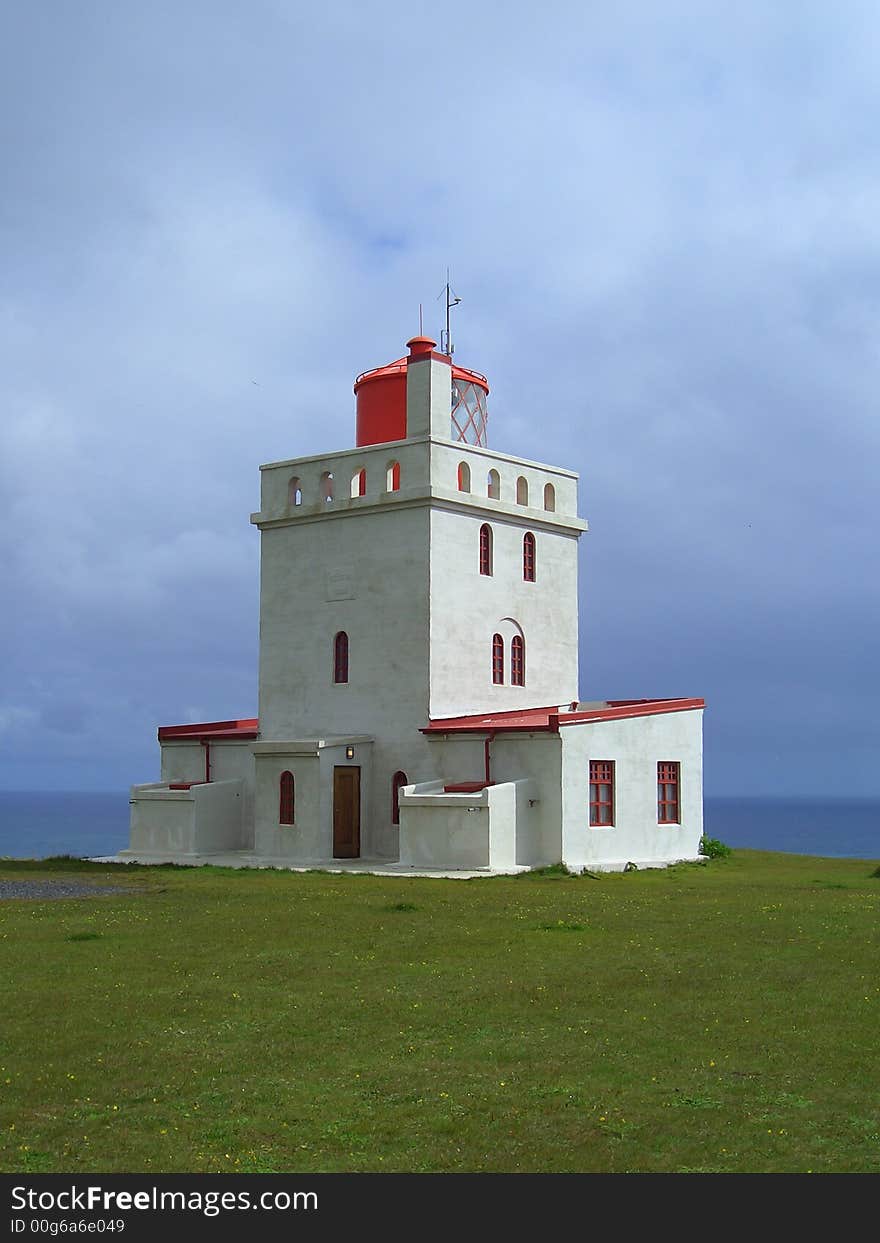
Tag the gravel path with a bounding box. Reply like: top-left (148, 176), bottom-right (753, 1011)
top-left (0, 880), bottom-right (135, 901)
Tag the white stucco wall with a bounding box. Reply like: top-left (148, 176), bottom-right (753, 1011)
top-left (192, 779), bottom-right (246, 852)
top-left (398, 777), bottom-right (535, 871)
top-left (429, 439), bottom-right (581, 520)
top-left (128, 778), bottom-right (245, 855)
top-left (560, 709), bottom-right (704, 870)
top-left (128, 786), bottom-right (197, 856)
top-left (253, 745), bottom-right (322, 860)
top-left (491, 734), bottom-right (563, 866)
top-left (256, 504), bottom-right (431, 742)
top-left (428, 506), bottom-right (581, 719)
top-left (157, 740), bottom-right (255, 847)
top-left (423, 732), bottom-right (563, 867)
top-left (253, 738), bottom-right (376, 862)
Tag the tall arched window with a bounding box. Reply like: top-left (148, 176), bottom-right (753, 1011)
top-left (391, 770), bottom-right (408, 825)
top-left (516, 476), bottom-right (529, 506)
top-left (492, 633), bottom-right (504, 684)
top-left (288, 476), bottom-right (302, 506)
top-left (386, 461), bottom-right (401, 492)
top-left (351, 468), bottom-right (366, 498)
top-left (543, 482), bottom-right (556, 512)
top-left (320, 471), bottom-right (334, 503)
top-left (487, 469), bottom-right (500, 499)
top-left (279, 771), bottom-right (295, 825)
top-left (457, 461), bottom-right (471, 492)
top-left (523, 532), bottom-right (536, 582)
top-left (333, 631), bottom-right (349, 684)
top-left (479, 524), bottom-right (493, 576)
top-left (511, 635), bottom-right (525, 686)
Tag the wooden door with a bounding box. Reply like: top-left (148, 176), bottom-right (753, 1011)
top-left (333, 766), bottom-right (361, 858)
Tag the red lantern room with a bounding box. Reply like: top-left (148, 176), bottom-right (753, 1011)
top-left (353, 336), bottom-right (490, 449)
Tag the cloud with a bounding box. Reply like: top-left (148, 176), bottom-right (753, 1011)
top-left (2, 2), bottom-right (879, 793)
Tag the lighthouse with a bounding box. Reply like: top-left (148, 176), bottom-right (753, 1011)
top-left (126, 329), bottom-right (704, 873)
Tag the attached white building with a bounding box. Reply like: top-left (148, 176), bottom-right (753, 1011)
top-left (126, 334), bottom-right (704, 872)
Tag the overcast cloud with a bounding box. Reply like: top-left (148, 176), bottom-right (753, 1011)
top-left (2, 1), bottom-right (878, 795)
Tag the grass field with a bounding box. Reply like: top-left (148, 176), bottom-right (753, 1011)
top-left (1, 850), bottom-right (878, 1174)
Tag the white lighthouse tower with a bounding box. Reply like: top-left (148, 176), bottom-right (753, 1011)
top-left (126, 329), bottom-right (704, 873)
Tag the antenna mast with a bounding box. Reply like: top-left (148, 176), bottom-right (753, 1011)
top-left (439, 269), bottom-right (461, 357)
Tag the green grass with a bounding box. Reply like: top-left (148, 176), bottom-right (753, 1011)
top-left (1, 849), bottom-right (878, 1173)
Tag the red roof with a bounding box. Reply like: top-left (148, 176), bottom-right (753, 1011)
top-left (354, 355), bottom-right (489, 394)
top-left (158, 718), bottom-right (259, 741)
top-left (422, 699), bottom-right (704, 734)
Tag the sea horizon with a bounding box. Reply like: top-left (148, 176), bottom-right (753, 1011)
top-left (0, 790), bottom-right (877, 863)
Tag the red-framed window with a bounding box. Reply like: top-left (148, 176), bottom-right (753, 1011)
top-left (279, 771), bottom-right (295, 825)
top-left (589, 761), bottom-right (614, 826)
top-left (658, 762), bottom-right (680, 823)
top-left (333, 631), bottom-right (349, 684)
top-left (511, 635), bottom-right (525, 685)
top-left (479, 524), bottom-right (493, 576)
top-left (392, 770), bottom-right (408, 825)
top-left (492, 633), bottom-right (504, 684)
top-left (357, 468), bottom-right (367, 497)
top-left (523, 531), bottom-right (536, 582)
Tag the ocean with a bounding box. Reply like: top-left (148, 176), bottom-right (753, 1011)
top-left (0, 791), bottom-right (877, 862)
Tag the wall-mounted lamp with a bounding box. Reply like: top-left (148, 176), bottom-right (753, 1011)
top-left (345, 745), bottom-right (355, 760)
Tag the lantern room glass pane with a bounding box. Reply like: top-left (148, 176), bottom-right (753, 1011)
top-left (451, 380), bottom-right (488, 447)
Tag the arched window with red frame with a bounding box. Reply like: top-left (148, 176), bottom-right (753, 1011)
top-left (511, 635), bottom-right (525, 685)
top-left (479, 523), bottom-right (493, 576)
top-left (392, 770), bottom-right (408, 825)
top-left (279, 771), bottom-right (295, 825)
top-left (333, 631), bottom-right (349, 684)
top-left (492, 633), bottom-right (504, 684)
top-left (523, 532), bottom-right (536, 582)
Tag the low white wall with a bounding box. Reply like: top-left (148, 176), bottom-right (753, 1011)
top-left (425, 734), bottom-right (562, 867)
top-left (399, 782), bottom-right (490, 869)
top-left (128, 779), bottom-right (246, 856)
top-left (398, 778), bottom-right (535, 871)
top-left (560, 709), bottom-right (704, 870)
top-left (192, 779), bottom-right (246, 852)
top-left (128, 785), bottom-right (197, 856)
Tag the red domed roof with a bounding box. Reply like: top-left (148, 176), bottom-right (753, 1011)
top-left (353, 337), bottom-right (489, 448)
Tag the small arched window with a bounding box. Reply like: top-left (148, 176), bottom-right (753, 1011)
top-left (523, 532), bottom-right (536, 582)
top-left (333, 631), bottom-right (349, 684)
top-left (351, 468), bottom-right (366, 498)
top-left (392, 770), bottom-right (408, 825)
top-left (516, 476), bottom-right (529, 506)
top-left (320, 471), bottom-right (334, 503)
top-left (386, 461), bottom-right (401, 492)
top-left (457, 461), bottom-right (471, 492)
top-left (279, 771), bottom-right (295, 825)
top-left (511, 635), bottom-right (525, 686)
top-left (288, 476), bottom-right (302, 507)
top-left (479, 524), bottom-right (493, 576)
top-left (487, 469), bottom-right (500, 500)
top-left (543, 482), bottom-right (556, 512)
top-left (492, 634), bottom-right (504, 684)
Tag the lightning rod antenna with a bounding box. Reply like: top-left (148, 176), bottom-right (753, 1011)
top-left (439, 268), bottom-right (461, 357)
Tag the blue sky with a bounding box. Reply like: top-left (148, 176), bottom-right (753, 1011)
top-left (2, 2), bottom-right (878, 796)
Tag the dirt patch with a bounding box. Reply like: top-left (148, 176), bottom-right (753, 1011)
top-left (0, 880), bottom-right (137, 901)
